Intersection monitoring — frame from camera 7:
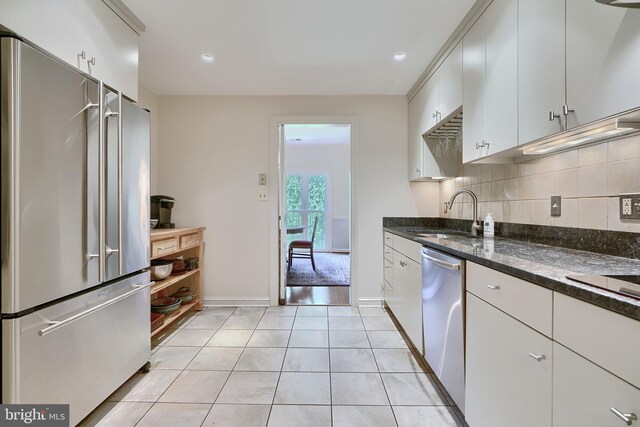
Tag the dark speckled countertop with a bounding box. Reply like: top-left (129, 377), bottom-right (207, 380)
top-left (384, 225), bottom-right (640, 321)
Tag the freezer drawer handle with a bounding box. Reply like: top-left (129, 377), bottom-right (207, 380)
top-left (38, 283), bottom-right (151, 336)
top-left (421, 252), bottom-right (460, 271)
top-left (610, 407), bottom-right (637, 425)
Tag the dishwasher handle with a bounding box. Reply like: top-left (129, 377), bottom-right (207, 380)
top-left (421, 250), bottom-right (460, 271)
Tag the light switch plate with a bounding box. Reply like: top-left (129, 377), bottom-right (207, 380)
top-left (619, 194), bottom-right (640, 220)
top-left (258, 190), bottom-right (268, 201)
top-left (551, 196), bottom-right (561, 216)
top-left (258, 173), bottom-right (267, 186)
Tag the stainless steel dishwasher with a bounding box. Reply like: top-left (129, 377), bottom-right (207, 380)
top-left (421, 247), bottom-right (465, 413)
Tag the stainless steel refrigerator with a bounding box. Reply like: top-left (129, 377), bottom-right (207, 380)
top-left (1, 33), bottom-right (151, 425)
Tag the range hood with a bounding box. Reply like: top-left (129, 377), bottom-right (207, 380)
top-left (596, 0), bottom-right (640, 8)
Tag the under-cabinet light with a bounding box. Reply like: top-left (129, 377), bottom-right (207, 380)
top-left (522, 121), bottom-right (640, 155)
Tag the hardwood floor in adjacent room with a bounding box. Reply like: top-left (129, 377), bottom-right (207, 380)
top-left (285, 286), bottom-right (350, 305)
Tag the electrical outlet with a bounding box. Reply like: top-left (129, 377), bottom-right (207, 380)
top-left (258, 173), bottom-right (267, 186)
top-left (550, 196), bottom-right (561, 216)
top-left (620, 194), bottom-right (640, 219)
top-left (258, 191), bottom-right (268, 201)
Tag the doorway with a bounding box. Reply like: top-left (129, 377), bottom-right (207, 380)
top-left (280, 124), bottom-right (351, 305)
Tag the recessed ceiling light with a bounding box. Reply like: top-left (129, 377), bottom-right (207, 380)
top-left (394, 52), bottom-right (407, 61)
top-left (200, 53), bottom-right (215, 63)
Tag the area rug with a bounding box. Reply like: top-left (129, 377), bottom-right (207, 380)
top-left (286, 253), bottom-right (350, 286)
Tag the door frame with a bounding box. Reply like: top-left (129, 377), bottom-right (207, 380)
top-left (268, 115), bottom-right (358, 306)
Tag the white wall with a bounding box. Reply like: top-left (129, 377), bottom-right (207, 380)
top-left (285, 142), bottom-right (350, 250)
top-left (155, 95), bottom-right (440, 306)
top-left (136, 85), bottom-right (159, 195)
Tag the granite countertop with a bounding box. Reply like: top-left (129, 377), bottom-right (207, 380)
top-left (384, 225), bottom-right (640, 321)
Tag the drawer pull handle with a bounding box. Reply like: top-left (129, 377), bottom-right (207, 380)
top-left (487, 285), bottom-right (501, 290)
top-left (528, 352), bottom-right (546, 362)
top-left (610, 408), bottom-right (637, 425)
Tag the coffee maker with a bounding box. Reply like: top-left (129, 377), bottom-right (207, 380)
top-left (151, 195), bottom-right (176, 228)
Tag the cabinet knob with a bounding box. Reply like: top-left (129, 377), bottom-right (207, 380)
top-left (610, 408), bottom-right (637, 425)
top-left (549, 110), bottom-right (561, 122)
top-left (528, 352), bottom-right (546, 362)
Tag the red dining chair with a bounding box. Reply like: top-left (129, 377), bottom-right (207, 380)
top-left (288, 217), bottom-right (318, 271)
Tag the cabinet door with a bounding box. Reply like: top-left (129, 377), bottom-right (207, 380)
top-left (83, 0), bottom-right (139, 99)
top-left (391, 253), bottom-right (423, 354)
top-left (408, 84), bottom-right (427, 180)
top-left (554, 343), bottom-right (640, 427)
top-left (566, 0), bottom-right (640, 128)
top-left (518, 0), bottom-right (566, 144)
top-left (484, 0), bottom-right (518, 155)
top-left (0, 0), bottom-right (83, 69)
top-left (438, 42), bottom-right (463, 120)
top-left (462, 12), bottom-right (486, 163)
top-left (466, 293), bottom-right (552, 427)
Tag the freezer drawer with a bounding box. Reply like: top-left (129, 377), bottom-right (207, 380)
top-left (2, 272), bottom-right (151, 426)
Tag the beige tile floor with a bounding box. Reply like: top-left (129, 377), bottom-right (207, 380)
top-left (81, 305), bottom-right (465, 427)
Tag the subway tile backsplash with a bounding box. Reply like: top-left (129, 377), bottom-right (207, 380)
top-left (439, 134), bottom-right (640, 233)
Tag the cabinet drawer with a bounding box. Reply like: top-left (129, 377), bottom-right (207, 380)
top-left (467, 262), bottom-right (552, 337)
top-left (180, 233), bottom-right (201, 250)
top-left (384, 258), bottom-right (393, 286)
top-left (383, 246), bottom-right (394, 263)
top-left (383, 232), bottom-right (394, 248)
top-left (393, 236), bottom-right (422, 263)
top-left (151, 237), bottom-right (178, 257)
top-left (553, 342), bottom-right (640, 427)
top-left (554, 292), bottom-right (640, 389)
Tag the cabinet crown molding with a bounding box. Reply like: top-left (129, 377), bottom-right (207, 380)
top-left (102, 0), bottom-right (146, 35)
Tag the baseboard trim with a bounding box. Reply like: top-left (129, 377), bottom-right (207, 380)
top-left (203, 298), bottom-right (270, 307)
top-left (358, 297), bottom-right (383, 308)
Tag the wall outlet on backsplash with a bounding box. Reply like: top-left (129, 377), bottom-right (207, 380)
top-left (551, 196), bottom-right (561, 217)
top-left (619, 194), bottom-right (640, 220)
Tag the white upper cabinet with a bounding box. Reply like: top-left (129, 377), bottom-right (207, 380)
top-left (463, 0), bottom-right (518, 163)
top-left (408, 44), bottom-right (461, 181)
top-left (0, 0), bottom-right (139, 99)
top-left (566, 0), bottom-right (640, 128)
top-left (484, 0), bottom-right (518, 156)
top-left (462, 9), bottom-right (487, 163)
top-left (518, 0), bottom-right (566, 144)
top-left (83, 0), bottom-right (139, 99)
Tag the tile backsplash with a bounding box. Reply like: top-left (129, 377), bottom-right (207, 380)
top-left (439, 134), bottom-right (640, 233)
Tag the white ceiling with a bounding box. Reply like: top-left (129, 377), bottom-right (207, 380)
top-left (284, 124), bottom-right (350, 145)
top-left (123, 0), bottom-right (476, 96)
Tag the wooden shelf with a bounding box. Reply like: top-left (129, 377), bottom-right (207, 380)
top-left (151, 246), bottom-right (197, 261)
top-left (151, 299), bottom-right (200, 338)
top-left (151, 269), bottom-right (200, 295)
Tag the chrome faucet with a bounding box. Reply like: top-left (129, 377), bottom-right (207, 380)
top-left (447, 189), bottom-right (482, 237)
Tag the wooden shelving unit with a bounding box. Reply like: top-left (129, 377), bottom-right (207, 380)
top-left (150, 227), bottom-right (205, 337)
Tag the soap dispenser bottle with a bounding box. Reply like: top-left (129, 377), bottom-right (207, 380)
top-left (484, 213), bottom-right (494, 237)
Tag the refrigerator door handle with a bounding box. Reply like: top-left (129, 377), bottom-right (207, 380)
top-left (98, 81), bottom-right (106, 283)
top-left (38, 282), bottom-right (152, 336)
top-left (104, 92), bottom-right (123, 276)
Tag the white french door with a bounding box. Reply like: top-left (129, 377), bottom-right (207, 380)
top-left (285, 173), bottom-right (330, 250)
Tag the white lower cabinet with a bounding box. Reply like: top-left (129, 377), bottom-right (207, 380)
top-left (553, 342), bottom-right (640, 427)
top-left (465, 293), bottom-right (552, 427)
top-left (382, 234), bottom-right (423, 355)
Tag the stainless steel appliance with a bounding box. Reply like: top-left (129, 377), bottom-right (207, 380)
top-left (421, 247), bottom-right (465, 412)
top-left (1, 33), bottom-right (151, 425)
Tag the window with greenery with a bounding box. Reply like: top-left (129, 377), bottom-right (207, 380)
top-left (285, 174), bottom-right (327, 249)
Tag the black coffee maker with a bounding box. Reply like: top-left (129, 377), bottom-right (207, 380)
top-left (151, 195), bottom-right (176, 228)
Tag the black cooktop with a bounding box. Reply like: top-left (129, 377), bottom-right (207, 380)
top-left (567, 275), bottom-right (640, 300)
